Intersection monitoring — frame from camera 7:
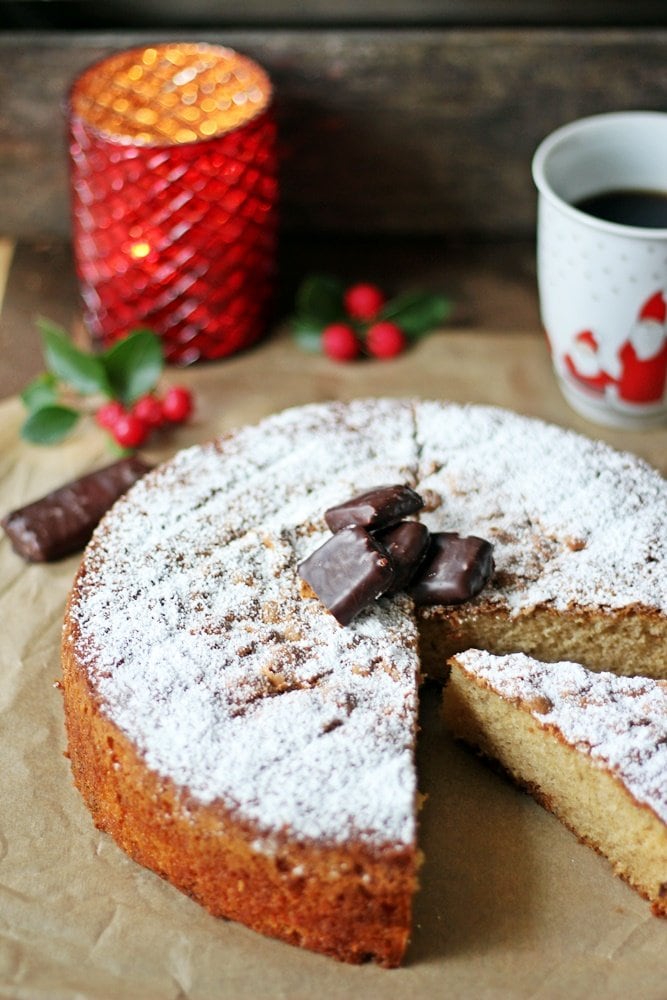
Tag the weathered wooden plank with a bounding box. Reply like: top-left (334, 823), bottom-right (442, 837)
top-left (0, 238), bottom-right (15, 313)
top-left (0, 240), bottom-right (80, 397)
top-left (3, 238), bottom-right (665, 477)
top-left (4, 1), bottom-right (667, 28)
top-left (1, 29), bottom-right (666, 239)
top-left (0, 236), bottom-right (540, 397)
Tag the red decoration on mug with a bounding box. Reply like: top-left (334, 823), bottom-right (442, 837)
top-left (617, 291), bottom-right (667, 403)
top-left (564, 290), bottom-right (667, 405)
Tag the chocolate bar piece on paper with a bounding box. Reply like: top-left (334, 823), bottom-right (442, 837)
top-left (1, 457), bottom-right (152, 562)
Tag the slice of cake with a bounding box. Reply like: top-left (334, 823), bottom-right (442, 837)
top-left (444, 649), bottom-right (667, 915)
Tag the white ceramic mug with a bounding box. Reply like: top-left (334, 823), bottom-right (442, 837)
top-left (532, 111), bottom-right (667, 429)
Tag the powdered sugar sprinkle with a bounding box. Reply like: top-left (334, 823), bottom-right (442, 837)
top-left (67, 399), bottom-right (667, 848)
top-left (453, 648), bottom-right (667, 823)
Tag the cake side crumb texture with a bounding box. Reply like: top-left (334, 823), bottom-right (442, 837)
top-left (452, 648), bottom-right (667, 824)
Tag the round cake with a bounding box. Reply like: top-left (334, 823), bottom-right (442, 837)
top-left (61, 398), bottom-right (667, 966)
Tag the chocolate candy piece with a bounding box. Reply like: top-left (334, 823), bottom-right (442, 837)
top-left (377, 520), bottom-right (431, 593)
top-left (410, 531), bottom-right (494, 605)
top-left (324, 484), bottom-right (423, 533)
top-left (298, 526), bottom-right (395, 625)
top-left (1, 456), bottom-right (152, 562)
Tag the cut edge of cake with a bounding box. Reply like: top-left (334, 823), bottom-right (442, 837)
top-left (443, 648), bottom-right (667, 917)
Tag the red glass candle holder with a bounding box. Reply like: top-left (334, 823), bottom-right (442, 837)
top-left (68, 43), bottom-right (278, 365)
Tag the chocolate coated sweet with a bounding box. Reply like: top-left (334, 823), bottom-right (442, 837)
top-left (1, 456), bottom-right (152, 562)
top-left (377, 520), bottom-right (431, 593)
top-left (324, 484), bottom-right (423, 533)
top-left (298, 526), bottom-right (395, 625)
top-left (409, 532), bottom-right (494, 605)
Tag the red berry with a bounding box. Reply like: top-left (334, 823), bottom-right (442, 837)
top-left (95, 400), bottom-right (125, 430)
top-left (321, 323), bottom-right (361, 362)
top-left (365, 321), bottom-right (407, 359)
top-left (343, 283), bottom-right (387, 322)
top-left (111, 412), bottom-right (149, 449)
top-left (132, 394), bottom-right (165, 429)
top-left (162, 385), bottom-right (194, 424)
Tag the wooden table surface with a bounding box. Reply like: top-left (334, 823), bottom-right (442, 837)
top-left (1, 234), bottom-right (665, 474)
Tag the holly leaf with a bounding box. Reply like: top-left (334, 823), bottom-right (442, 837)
top-left (101, 329), bottom-right (164, 406)
top-left (295, 275), bottom-right (345, 325)
top-left (379, 293), bottom-right (452, 338)
top-left (291, 317), bottom-right (323, 353)
top-left (20, 405), bottom-right (80, 445)
top-left (20, 372), bottom-right (58, 412)
top-left (37, 317), bottom-right (111, 396)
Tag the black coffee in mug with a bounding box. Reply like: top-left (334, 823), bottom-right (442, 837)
top-left (575, 189), bottom-right (667, 228)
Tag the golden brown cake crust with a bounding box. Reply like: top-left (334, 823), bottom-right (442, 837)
top-left (60, 398), bottom-right (667, 964)
top-left (62, 590), bottom-right (418, 968)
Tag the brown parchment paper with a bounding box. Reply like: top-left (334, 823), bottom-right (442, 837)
top-left (1, 327), bottom-right (667, 1000)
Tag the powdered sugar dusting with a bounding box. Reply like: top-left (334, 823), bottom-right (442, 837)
top-left (68, 399), bottom-right (667, 848)
top-left (415, 401), bottom-right (667, 613)
top-left (454, 648), bottom-right (667, 823)
top-left (70, 399), bottom-right (420, 848)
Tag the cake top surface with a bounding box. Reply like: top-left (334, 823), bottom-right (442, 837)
top-left (453, 648), bottom-right (667, 823)
top-left (415, 401), bottom-right (667, 614)
top-left (70, 399), bottom-right (421, 849)
top-left (67, 398), bottom-right (667, 847)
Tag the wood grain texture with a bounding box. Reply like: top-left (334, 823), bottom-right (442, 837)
top-left (1, 236), bottom-right (665, 473)
top-left (1, 28), bottom-right (665, 239)
top-left (0, 239), bottom-right (15, 315)
top-left (0, 241), bottom-right (80, 397)
top-left (5, 1), bottom-right (667, 28)
top-left (0, 236), bottom-right (540, 398)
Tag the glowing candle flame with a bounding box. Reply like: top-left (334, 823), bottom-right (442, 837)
top-left (129, 241), bottom-right (151, 260)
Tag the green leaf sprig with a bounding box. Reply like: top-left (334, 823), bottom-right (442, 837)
top-left (20, 319), bottom-right (164, 446)
top-left (290, 274), bottom-right (452, 356)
